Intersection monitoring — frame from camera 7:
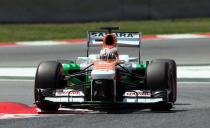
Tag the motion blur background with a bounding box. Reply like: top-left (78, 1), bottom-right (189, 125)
top-left (0, 0), bottom-right (210, 23)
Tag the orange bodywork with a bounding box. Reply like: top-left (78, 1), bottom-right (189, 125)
top-left (93, 60), bottom-right (118, 71)
top-left (93, 33), bottom-right (119, 71)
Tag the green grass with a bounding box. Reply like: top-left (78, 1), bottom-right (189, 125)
top-left (0, 18), bottom-right (210, 42)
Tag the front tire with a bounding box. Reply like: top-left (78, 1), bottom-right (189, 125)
top-left (146, 59), bottom-right (176, 111)
top-left (34, 61), bottom-right (66, 112)
top-left (152, 59), bottom-right (177, 102)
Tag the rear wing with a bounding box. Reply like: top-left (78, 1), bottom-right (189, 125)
top-left (87, 31), bottom-right (141, 47)
top-left (86, 31), bottom-right (142, 63)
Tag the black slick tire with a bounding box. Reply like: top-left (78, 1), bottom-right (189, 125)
top-left (152, 59), bottom-right (177, 102)
top-left (34, 61), bottom-right (66, 112)
top-left (146, 59), bottom-right (176, 111)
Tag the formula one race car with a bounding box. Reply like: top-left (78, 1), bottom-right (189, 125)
top-left (34, 27), bottom-right (177, 112)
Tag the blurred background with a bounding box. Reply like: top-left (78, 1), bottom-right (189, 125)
top-left (0, 0), bottom-right (210, 42)
top-left (0, 0), bottom-right (210, 23)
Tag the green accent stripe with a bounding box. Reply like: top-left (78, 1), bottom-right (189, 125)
top-left (63, 62), bottom-right (80, 74)
top-left (135, 64), bottom-right (147, 70)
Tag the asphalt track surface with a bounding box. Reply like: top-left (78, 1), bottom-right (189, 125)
top-left (0, 38), bottom-right (210, 128)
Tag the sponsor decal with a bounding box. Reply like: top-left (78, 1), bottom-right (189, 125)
top-left (90, 32), bottom-right (136, 38)
top-left (56, 89), bottom-right (84, 96)
top-left (124, 90), bottom-right (151, 97)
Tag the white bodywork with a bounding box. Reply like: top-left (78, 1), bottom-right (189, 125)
top-left (123, 90), bottom-right (163, 103)
top-left (123, 98), bottom-right (163, 103)
top-left (91, 70), bottom-right (115, 79)
top-left (45, 89), bottom-right (85, 103)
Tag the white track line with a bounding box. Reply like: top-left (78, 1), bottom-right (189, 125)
top-left (0, 66), bottom-right (210, 79)
top-left (157, 34), bottom-right (207, 39)
top-left (0, 68), bottom-right (36, 77)
top-left (16, 41), bottom-right (63, 46)
top-left (0, 114), bottom-right (40, 119)
top-left (178, 66), bottom-right (210, 79)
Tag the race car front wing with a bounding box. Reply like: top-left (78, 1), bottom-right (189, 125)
top-left (36, 88), bottom-right (170, 105)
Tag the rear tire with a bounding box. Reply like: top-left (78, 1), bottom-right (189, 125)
top-left (34, 61), bottom-right (66, 112)
top-left (146, 59), bottom-right (176, 111)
